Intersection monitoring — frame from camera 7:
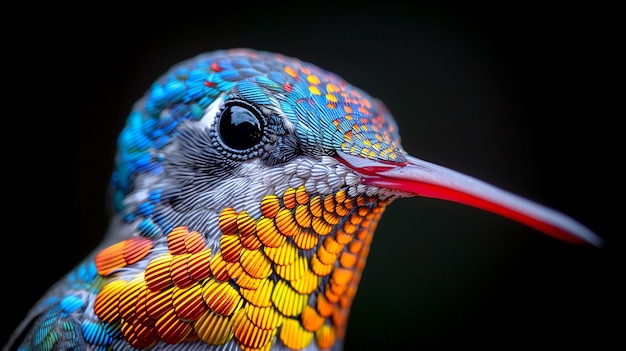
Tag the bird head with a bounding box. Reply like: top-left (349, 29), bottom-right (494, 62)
top-left (111, 48), bottom-right (600, 247)
top-left (111, 49), bottom-right (409, 220)
top-left (92, 48), bottom-right (601, 349)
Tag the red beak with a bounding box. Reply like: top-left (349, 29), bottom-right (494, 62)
top-left (336, 151), bottom-right (603, 247)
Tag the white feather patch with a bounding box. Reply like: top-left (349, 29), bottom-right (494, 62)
top-left (199, 94), bottom-right (226, 129)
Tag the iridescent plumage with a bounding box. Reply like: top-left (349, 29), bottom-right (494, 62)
top-left (4, 49), bottom-right (602, 351)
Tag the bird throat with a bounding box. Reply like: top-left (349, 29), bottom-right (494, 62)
top-left (92, 184), bottom-right (392, 350)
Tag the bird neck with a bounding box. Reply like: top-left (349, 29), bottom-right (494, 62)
top-left (90, 183), bottom-right (393, 349)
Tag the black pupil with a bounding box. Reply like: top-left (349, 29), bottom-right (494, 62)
top-left (219, 103), bottom-right (263, 150)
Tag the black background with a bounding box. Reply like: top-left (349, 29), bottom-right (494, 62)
top-left (5, 3), bottom-right (621, 350)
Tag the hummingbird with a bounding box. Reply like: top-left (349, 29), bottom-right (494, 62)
top-left (4, 48), bottom-right (602, 351)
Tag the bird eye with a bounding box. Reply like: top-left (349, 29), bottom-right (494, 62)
top-left (218, 100), bottom-right (264, 150)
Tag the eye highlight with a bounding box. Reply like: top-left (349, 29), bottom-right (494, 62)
top-left (218, 99), bottom-right (264, 150)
